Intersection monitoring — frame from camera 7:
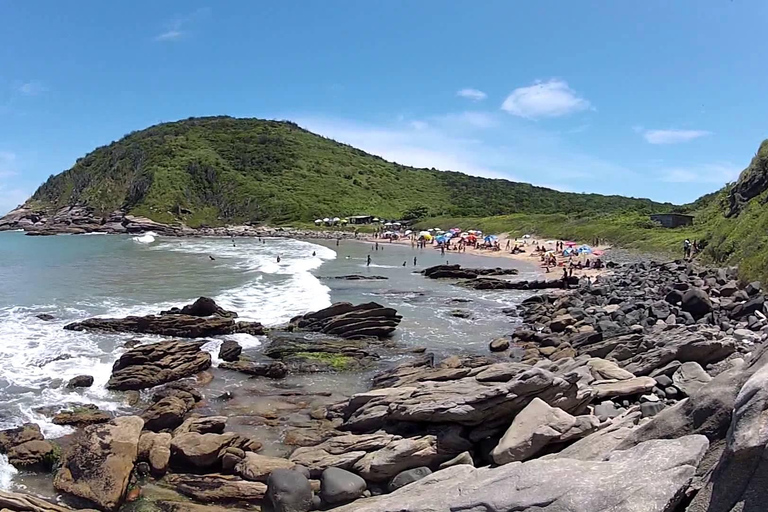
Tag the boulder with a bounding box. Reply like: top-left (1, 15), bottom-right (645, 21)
top-left (586, 358), bottom-right (635, 381)
top-left (548, 411), bottom-right (642, 461)
top-left (352, 435), bottom-right (441, 482)
top-left (137, 432), bottom-right (171, 476)
top-left (320, 467), bottom-right (366, 505)
top-left (164, 473), bottom-right (267, 502)
top-left (235, 452), bottom-right (296, 482)
top-left (7, 440), bottom-right (56, 470)
top-left (160, 297), bottom-right (237, 318)
top-left (173, 416), bottom-right (227, 436)
top-left (106, 340), bottom-right (212, 391)
top-left (641, 402), bottom-right (666, 418)
top-left (0, 423), bottom-right (43, 453)
top-left (549, 314), bottom-right (576, 333)
top-left (290, 302), bottom-right (402, 339)
top-left (53, 416), bottom-right (144, 511)
top-left (388, 467), bottom-right (432, 492)
top-left (218, 340), bottom-right (242, 362)
top-left (289, 433), bottom-right (395, 477)
top-left (141, 396), bottom-right (192, 432)
top-left (672, 361), bottom-right (712, 397)
top-left (171, 432), bottom-right (259, 470)
top-left (491, 397), bottom-right (599, 464)
top-left (66, 375), bottom-right (94, 388)
top-left (266, 469), bottom-right (313, 512)
top-left (489, 338), bottom-right (510, 352)
top-left (330, 436), bottom-right (710, 512)
top-left (681, 289), bottom-right (713, 318)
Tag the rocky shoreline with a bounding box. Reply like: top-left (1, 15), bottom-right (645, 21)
top-left (0, 204), bottom-right (358, 239)
top-left (1, 258), bottom-right (768, 511)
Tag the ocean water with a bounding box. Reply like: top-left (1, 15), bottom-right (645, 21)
top-left (0, 231), bottom-right (538, 489)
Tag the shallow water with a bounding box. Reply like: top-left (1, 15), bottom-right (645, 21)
top-left (0, 231), bottom-right (538, 492)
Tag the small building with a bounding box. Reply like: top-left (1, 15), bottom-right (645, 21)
top-left (650, 213), bottom-right (694, 228)
top-left (348, 215), bottom-right (374, 225)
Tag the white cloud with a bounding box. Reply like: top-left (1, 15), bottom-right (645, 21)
top-left (410, 120), bottom-right (428, 130)
top-left (502, 79), bottom-right (591, 119)
top-left (155, 8), bottom-right (209, 42)
top-left (457, 88), bottom-right (487, 102)
top-left (641, 129), bottom-right (712, 145)
top-left (660, 162), bottom-right (740, 184)
top-left (17, 81), bottom-right (46, 96)
top-left (437, 111), bottom-right (497, 129)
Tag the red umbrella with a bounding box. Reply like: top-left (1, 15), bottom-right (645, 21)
top-left (564, 241), bottom-right (577, 247)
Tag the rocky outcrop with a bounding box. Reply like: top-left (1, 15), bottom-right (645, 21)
top-left (726, 139), bottom-right (768, 217)
top-left (422, 264), bottom-right (519, 280)
top-left (7, 440), bottom-right (57, 470)
top-left (53, 416), bottom-right (144, 511)
top-left (460, 276), bottom-right (579, 290)
top-left (52, 405), bottom-right (112, 426)
top-left (141, 395), bottom-right (193, 431)
top-left (66, 375), bottom-right (94, 388)
top-left (331, 436), bottom-right (709, 512)
top-left (0, 490), bottom-right (83, 512)
top-left (170, 432), bottom-right (260, 470)
top-left (219, 360), bottom-right (288, 378)
top-left (106, 340), bottom-right (212, 390)
top-left (234, 452), bottom-right (296, 482)
top-left (218, 340), bottom-right (242, 362)
top-left (64, 314), bottom-right (263, 338)
top-left (0, 424), bottom-right (44, 453)
top-left (288, 302), bottom-right (402, 339)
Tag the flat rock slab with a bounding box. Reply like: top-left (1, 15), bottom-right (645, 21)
top-left (65, 314), bottom-right (263, 338)
top-left (53, 416), bottom-right (144, 512)
top-left (163, 474), bottom-right (267, 503)
top-left (331, 435), bottom-right (709, 512)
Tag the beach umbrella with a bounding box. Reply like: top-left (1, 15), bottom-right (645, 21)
top-left (460, 232), bottom-right (468, 237)
top-left (384, 222), bottom-right (393, 227)
top-left (522, 234), bottom-right (531, 239)
top-left (419, 230), bottom-right (431, 237)
top-left (592, 249), bottom-right (604, 256)
top-left (545, 240), bottom-right (557, 245)
top-left (372, 218), bottom-right (380, 222)
top-left (544, 251), bottom-right (555, 257)
top-left (427, 228), bottom-right (434, 232)
top-left (314, 219), bottom-right (323, 225)
top-left (476, 230), bottom-right (483, 235)
top-left (404, 229), bottom-right (413, 235)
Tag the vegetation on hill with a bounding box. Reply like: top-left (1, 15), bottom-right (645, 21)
top-left (29, 116), bottom-right (673, 226)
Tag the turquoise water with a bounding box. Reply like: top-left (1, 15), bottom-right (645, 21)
top-left (0, 230), bottom-right (537, 489)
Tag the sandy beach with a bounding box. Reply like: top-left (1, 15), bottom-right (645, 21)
top-left (364, 232), bottom-right (612, 279)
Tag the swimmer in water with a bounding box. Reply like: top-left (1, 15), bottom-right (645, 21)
top-left (312, 251), bottom-right (316, 257)
top-left (366, 254), bottom-right (371, 267)
top-left (209, 255), bottom-right (215, 261)
top-left (277, 255), bottom-right (281, 263)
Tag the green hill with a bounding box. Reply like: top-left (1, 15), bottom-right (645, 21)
top-left (29, 116), bottom-right (672, 226)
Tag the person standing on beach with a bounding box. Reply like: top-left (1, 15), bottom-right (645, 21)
top-left (367, 254), bottom-right (371, 267)
top-left (375, 242), bottom-right (379, 251)
top-left (413, 256), bottom-right (417, 266)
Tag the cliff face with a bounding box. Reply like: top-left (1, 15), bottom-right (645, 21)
top-left (727, 140), bottom-right (768, 217)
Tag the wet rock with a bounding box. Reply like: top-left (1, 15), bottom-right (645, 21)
top-left (138, 432), bottom-right (171, 476)
top-left (423, 264), bottom-right (519, 280)
top-left (66, 375), bottom-right (94, 389)
top-left (65, 314), bottom-right (263, 338)
top-left (320, 467), bottom-right (366, 505)
top-left (52, 405), bottom-right (112, 426)
top-left (449, 309), bottom-right (473, 319)
top-left (53, 416), bottom-right (144, 511)
top-left (330, 436), bottom-right (710, 512)
top-left (672, 361), bottom-right (712, 397)
top-left (489, 337), bottom-right (510, 352)
top-left (264, 332), bottom-right (377, 373)
top-left (491, 398), bottom-right (599, 464)
top-left (164, 474), bottom-right (267, 502)
top-left (141, 396), bottom-right (192, 432)
top-left (289, 302), bottom-right (402, 339)
top-left (35, 314), bottom-right (55, 321)
top-left (219, 360), bottom-right (288, 378)
top-left (438, 451), bottom-right (474, 469)
top-left (266, 468), bottom-right (313, 512)
top-left (106, 340), bottom-right (212, 391)
top-left (173, 416), bottom-right (227, 436)
top-left (235, 452), bottom-right (296, 482)
top-left (7, 440), bottom-right (57, 470)
top-left (0, 490), bottom-right (80, 512)
top-left (330, 274), bottom-right (388, 281)
top-left (160, 297), bottom-right (237, 318)
top-left (0, 424), bottom-right (43, 453)
top-left (218, 340), bottom-right (242, 362)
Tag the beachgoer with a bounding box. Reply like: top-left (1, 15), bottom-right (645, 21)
top-left (402, 261), bottom-right (406, 266)
top-left (413, 256), bottom-right (417, 266)
top-left (367, 255), bottom-right (371, 267)
top-left (441, 246), bottom-right (445, 256)
top-left (277, 255), bottom-right (281, 263)
top-left (312, 251), bottom-right (316, 257)
top-left (336, 238), bottom-right (340, 246)
top-left (209, 255), bottom-right (215, 261)
top-left (683, 239), bottom-right (691, 258)
top-left (375, 242), bottom-right (379, 251)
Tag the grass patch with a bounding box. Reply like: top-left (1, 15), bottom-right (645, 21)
top-left (293, 351), bottom-right (355, 371)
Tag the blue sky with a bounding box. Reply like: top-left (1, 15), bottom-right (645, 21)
top-left (2, 1), bottom-right (767, 214)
